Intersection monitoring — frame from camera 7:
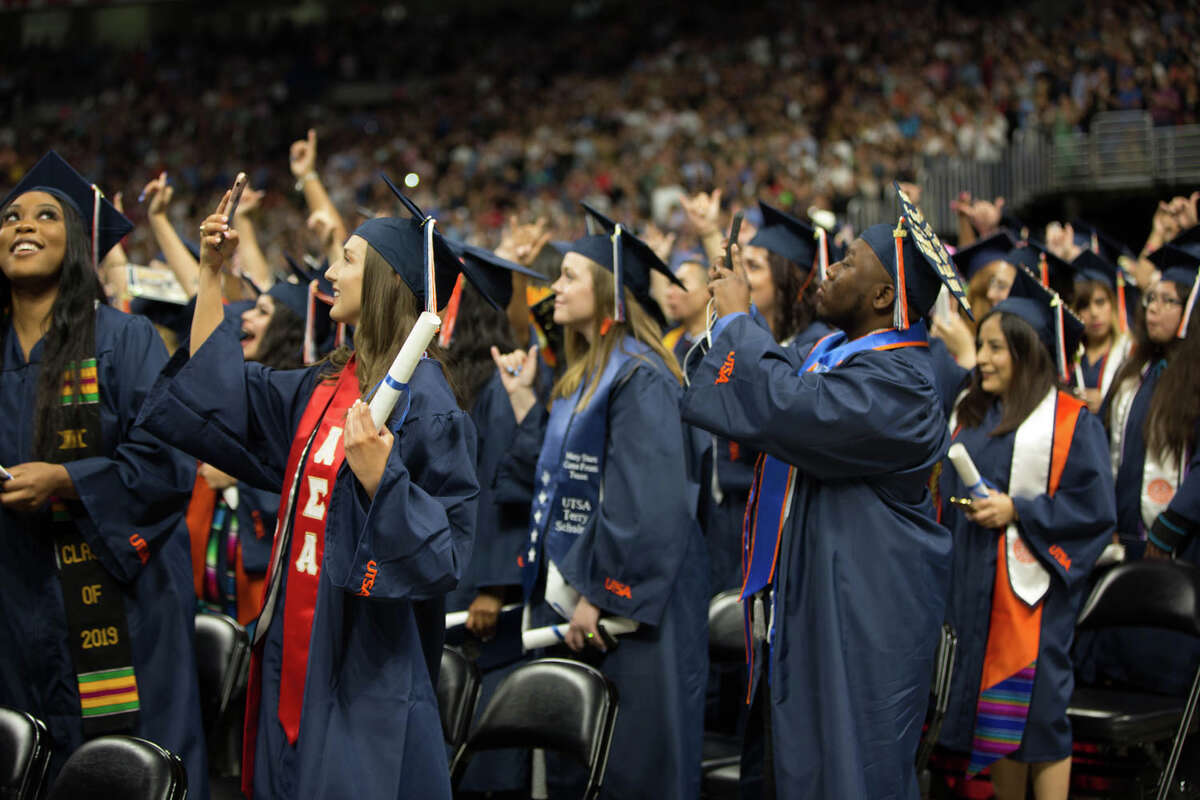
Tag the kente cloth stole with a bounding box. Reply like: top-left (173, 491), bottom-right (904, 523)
top-left (50, 357), bottom-right (141, 736)
top-left (519, 337), bottom-right (646, 600)
top-left (966, 389), bottom-right (1081, 774)
top-left (737, 324), bottom-right (929, 692)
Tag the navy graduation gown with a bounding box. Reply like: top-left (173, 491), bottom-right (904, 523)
top-left (444, 372), bottom-right (534, 793)
top-left (1075, 367), bottom-right (1200, 696)
top-left (137, 318), bottom-right (478, 800)
top-left (0, 305), bottom-right (207, 796)
top-left (681, 314), bottom-right (952, 800)
top-left (929, 336), bottom-right (970, 419)
top-left (500, 356), bottom-right (709, 800)
top-left (938, 401), bottom-right (1115, 761)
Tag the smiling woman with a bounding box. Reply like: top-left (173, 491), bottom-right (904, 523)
top-left (0, 152), bottom-right (207, 793)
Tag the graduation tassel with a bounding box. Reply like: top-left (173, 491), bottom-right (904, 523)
top-left (611, 223), bottom-right (626, 324)
top-left (438, 273), bottom-right (465, 348)
top-left (1091, 232), bottom-right (1100, 255)
top-left (423, 217), bottom-right (437, 313)
top-left (815, 227), bottom-right (829, 283)
top-left (1178, 266), bottom-right (1200, 339)
top-left (1039, 252), bottom-right (1049, 288)
top-left (892, 218), bottom-right (909, 330)
top-left (1052, 295), bottom-right (1070, 382)
top-left (1115, 270), bottom-right (1129, 335)
top-left (90, 185), bottom-right (102, 271)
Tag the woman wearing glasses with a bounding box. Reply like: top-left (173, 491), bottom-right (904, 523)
top-left (1076, 247), bottom-right (1200, 698)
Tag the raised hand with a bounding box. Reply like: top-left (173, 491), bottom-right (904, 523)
top-left (198, 190), bottom-right (239, 276)
top-left (290, 129), bottom-right (318, 179)
top-left (708, 243), bottom-right (751, 318)
top-left (141, 172), bottom-right (174, 217)
top-left (1044, 222), bottom-right (1082, 262)
top-left (680, 189), bottom-right (722, 237)
top-left (490, 345), bottom-right (539, 423)
top-left (642, 223), bottom-right (677, 263)
top-left (497, 215), bottom-right (551, 266)
top-left (963, 196), bottom-right (1005, 236)
top-left (307, 208), bottom-right (343, 249)
top-left (236, 186), bottom-right (265, 218)
top-left (343, 400), bottom-right (394, 500)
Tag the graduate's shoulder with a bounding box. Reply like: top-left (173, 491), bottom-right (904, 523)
top-left (614, 340), bottom-right (683, 398)
top-left (95, 303), bottom-right (167, 357)
top-left (840, 340), bottom-right (940, 388)
top-left (406, 357), bottom-right (468, 423)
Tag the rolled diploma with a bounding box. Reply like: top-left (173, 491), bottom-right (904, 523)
top-left (369, 311), bottom-right (441, 430)
top-left (947, 443), bottom-right (990, 499)
top-left (521, 616), bottom-right (639, 652)
top-left (444, 603), bottom-right (522, 629)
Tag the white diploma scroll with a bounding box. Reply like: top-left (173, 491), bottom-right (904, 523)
top-left (368, 311), bottom-right (441, 430)
top-left (947, 443), bottom-right (991, 500)
top-left (444, 604), bottom-right (522, 629)
top-left (521, 617), bottom-right (640, 652)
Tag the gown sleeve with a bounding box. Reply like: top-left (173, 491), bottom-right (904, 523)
top-left (492, 401), bottom-right (549, 504)
top-left (322, 361), bottom-right (480, 601)
top-left (1148, 421), bottom-right (1200, 554)
top-left (1011, 410), bottom-right (1117, 588)
top-left (135, 316), bottom-right (318, 491)
top-left (63, 313), bottom-right (197, 584)
top-left (557, 364), bottom-right (698, 626)
top-left (681, 315), bottom-right (945, 479)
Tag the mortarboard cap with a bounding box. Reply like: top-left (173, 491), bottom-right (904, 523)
top-left (950, 231), bottom-right (1016, 280)
top-left (1007, 240), bottom-right (1073, 300)
top-left (581, 201), bottom-right (617, 235)
top-left (749, 201), bottom-right (846, 268)
top-left (1, 150), bottom-right (132, 267)
top-left (1148, 238), bottom-right (1200, 339)
top-left (1070, 219), bottom-right (1136, 268)
top-left (860, 182), bottom-right (972, 328)
top-left (267, 277), bottom-right (310, 321)
top-left (564, 225), bottom-right (683, 329)
top-left (445, 239), bottom-right (546, 309)
top-left (352, 174), bottom-right (462, 311)
top-left (1067, 249), bottom-right (1139, 333)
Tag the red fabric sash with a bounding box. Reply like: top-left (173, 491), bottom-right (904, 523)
top-left (242, 358), bottom-right (359, 796)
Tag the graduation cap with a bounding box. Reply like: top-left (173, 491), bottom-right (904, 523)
top-left (860, 183), bottom-right (973, 330)
top-left (1067, 249), bottom-right (1138, 334)
top-left (1006, 240), bottom-right (1073, 300)
top-left (352, 174), bottom-right (462, 313)
top-left (1071, 219), bottom-right (1136, 269)
top-left (998, 265), bottom-right (1085, 380)
top-left (440, 238), bottom-right (547, 347)
top-left (281, 253), bottom-right (343, 363)
top-left (564, 224), bottom-right (684, 329)
top-left (1, 150), bottom-right (132, 268)
top-left (950, 231), bottom-right (1016, 280)
top-left (749, 201), bottom-right (844, 272)
top-left (580, 201), bottom-right (617, 235)
top-left (1147, 240), bottom-right (1200, 339)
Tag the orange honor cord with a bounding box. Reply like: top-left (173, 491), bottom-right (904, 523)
top-left (1039, 252), bottom-right (1049, 288)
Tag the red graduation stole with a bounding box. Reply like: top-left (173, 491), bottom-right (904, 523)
top-left (242, 358), bottom-right (359, 796)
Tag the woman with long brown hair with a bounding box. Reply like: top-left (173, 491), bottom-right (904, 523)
top-left (138, 181), bottom-right (481, 799)
top-left (492, 226), bottom-right (708, 800)
top-left (938, 267), bottom-right (1114, 800)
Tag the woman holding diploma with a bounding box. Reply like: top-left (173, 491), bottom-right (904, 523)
top-left (938, 266), bottom-right (1114, 800)
top-left (137, 181), bottom-right (479, 800)
top-left (491, 223), bottom-right (708, 800)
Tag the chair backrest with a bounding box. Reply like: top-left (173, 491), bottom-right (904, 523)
top-left (1076, 560), bottom-right (1200, 637)
top-left (46, 736), bottom-right (185, 800)
top-left (0, 706), bottom-right (50, 800)
top-left (708, 590), bottom-right (746, 663)
top-left (451, 658), bottom-right (618, 800)
top-left (437, 645), bottom-right (481, 748)
top-left (194, 611), bottom-right (249, 736)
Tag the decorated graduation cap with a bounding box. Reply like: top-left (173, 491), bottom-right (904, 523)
top-left (1, 150), bottom-right (132, 268)
top-left (950, 231), bottom-right (1016, 280)
top-left (749, 201), bottom-right (844, 284)
top-left (564, 223), bottom-right (684, 329)
top-left (998, 266), bottom-right (1085, 381)
top-left (352, 174), bottom-right (461, 313)
top-left (860, 182), bottom-right (973, 330)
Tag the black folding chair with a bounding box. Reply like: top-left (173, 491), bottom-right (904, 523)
top-left (450, 657), bottom-right (618, 800)
top-left (194, 611), bottom-right (249, 776)
top-left (0, 706), bottom-right (51, 800)
top-left (46, 735), bottom-right (186, 800)
top-left (701, 590), bottom-right (746, 800)
top-left (1067, 560), bottom-right (1200, 800)
top-left (917, 623), bottom-right (958, 800)
top-left (436, 644), bottom-right (481, 749)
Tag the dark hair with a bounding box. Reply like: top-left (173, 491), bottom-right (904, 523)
top-left (1108, 280), bottom-right (1200, 463)
top-left (768, 251), bottom-right (816, 343)
top-left (253, 302), bottom-right (305, 371)
top-left (955, 309), bottom-right (1057, 436)
top-left (0, 196), bottom-right (105, 460)
top-left (445, 282), bottom-right (516, 411)
top-left (1071, 279), bottom-right (1120, 343)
